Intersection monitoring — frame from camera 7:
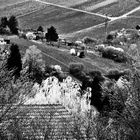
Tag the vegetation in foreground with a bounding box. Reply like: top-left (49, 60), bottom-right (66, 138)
top-left (0, 3), bottom-right (140, 139)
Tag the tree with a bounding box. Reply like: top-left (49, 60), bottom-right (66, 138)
top-left (45, 26), bottom-right (59, 42)
top-left (0, 61), bottom-right (34, 139)
top-left (37, 25), bottom-right (44, 32)
top-left (6, 44), bottom-right (22, 78)
top-left (22, 45), bottom-right (45, 84)
top-left (8, 15), bottom-right (18, 34)
top-left (0, 17), bottom-right (8, 28)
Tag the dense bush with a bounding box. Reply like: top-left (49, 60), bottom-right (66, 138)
top-left (106, 69), bottom-right (123, 81)
top-left (83, 36), bottom-right (97, 45)
top-left (106, 68), bottom-right (132, 81)
top-left (102, 47), bottom-right (127, 62)
top-left (69, 62), bottom-right (84, 75)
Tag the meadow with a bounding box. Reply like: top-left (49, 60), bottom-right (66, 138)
top-left (0, 1), bottom-right (46, 18)
top-left (17, 5), bottom-right (106, 34)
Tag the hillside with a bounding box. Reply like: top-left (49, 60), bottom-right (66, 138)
top-left (9, 37), bottom-right (130, 75)
top-left (64, 16), bottom-right (140, 41)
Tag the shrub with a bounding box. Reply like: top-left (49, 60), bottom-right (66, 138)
top-left (106, 69), bottom-right (122, 81)
top-left (69, 62), bottom-right (84, 75)
top-left (78, 51), bottom-right (85, 58)
top-left (102, 47), bottom-right (127, 63)
top-left (83, 36), bottom-right (97, 45)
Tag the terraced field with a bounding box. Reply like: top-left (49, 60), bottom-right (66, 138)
top-left (0, 1), bottom-right (46, 18)
top-left (18, 5), bottom-right (106, 34)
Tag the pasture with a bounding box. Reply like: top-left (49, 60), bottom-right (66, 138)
top-left (17, 5), bottom-right (106, 34)
top-left (0, 0), bottom-right (46, 18)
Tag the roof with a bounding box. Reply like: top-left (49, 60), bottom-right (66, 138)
top-left (0, 104), bottom-right (75, 140)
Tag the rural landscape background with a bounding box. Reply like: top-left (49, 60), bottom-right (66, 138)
top-left (0, 0), bottom-right (140, 139)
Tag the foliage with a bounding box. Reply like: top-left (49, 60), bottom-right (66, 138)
top-left (106, 68), bottom-right (123, 81)
top-left (6, 44), bottom-right (22, 78)
top-left (0, 61), bottom-right (34, 139)
top-left (37, 25), bottom-right (44, 32)
top-left (45, 26), bottom-right (59, 42)
top-left (69, 62), bottom-right (84, 75)
top-left (22, 45), bottom-right (45, 84)
top-left (102, 47), bottom-right (127, 63)
top-left (83, 36), bottom-right (97, 45)
top-left (0, 17), bottom-right (8, 28)
top-left (25, 76), bottom-right (92, 115)
top-left (8, 15), bottom-right (18, 35)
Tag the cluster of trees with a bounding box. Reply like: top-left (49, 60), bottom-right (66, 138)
top-left (0, 16), bottom-right (18, 35)
top-left (33, 25), bottom-right (59, 42)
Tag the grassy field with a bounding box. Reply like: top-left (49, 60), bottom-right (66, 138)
top-left (0, 1), bottom-right (46, 18)
top-left (17, 5), bottom-right (106, 34)
top-left (66, 17), bottom-right (140, 41)
top-left (92, 0), bottom-right (139, 17)
top-left (9, 37), bottom-right (129, 74)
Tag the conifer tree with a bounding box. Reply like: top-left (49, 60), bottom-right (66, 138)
top-left (6, 44), bottom-right (22, 78)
